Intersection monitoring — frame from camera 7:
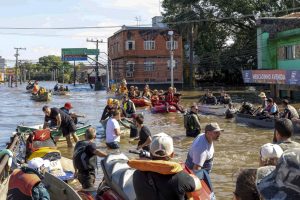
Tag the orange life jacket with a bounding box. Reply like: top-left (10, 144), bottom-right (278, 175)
top-left (32, 84), bottom-right (39, 94)
top-left (8, 169), bottom-right (41, 199)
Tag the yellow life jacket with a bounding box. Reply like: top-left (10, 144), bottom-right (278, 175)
top-left (28, 147), bottom-right (59, 161)
top-left (128, 159), bottom-right (183, 175)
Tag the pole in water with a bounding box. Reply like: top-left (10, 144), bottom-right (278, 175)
top-left (73, 60), bottom-right (76, 86)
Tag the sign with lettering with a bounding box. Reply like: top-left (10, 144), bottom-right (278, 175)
top-left (61, 48), bottom-right (99, 61)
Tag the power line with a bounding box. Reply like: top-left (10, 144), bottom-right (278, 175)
top-left (0, 7), bottom-right (299, 30)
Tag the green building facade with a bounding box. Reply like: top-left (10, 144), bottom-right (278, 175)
top-left (257, 15), bottom-right (300, 99)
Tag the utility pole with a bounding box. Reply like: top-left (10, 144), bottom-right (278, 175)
top-left (100, 51), bottom-right (112, 91)
top-left (168, 31), bottom-right (174, 88)
top-left (14, 47), bottom-right (26, 87)
top-left (87, 38), bottom-right (102, 90)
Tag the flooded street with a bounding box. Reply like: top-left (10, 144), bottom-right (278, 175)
top-left (1, 82), bottom-right (295, 199)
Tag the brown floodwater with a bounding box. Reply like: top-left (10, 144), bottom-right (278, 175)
top-left (1, 82), bottom-right (299, 200)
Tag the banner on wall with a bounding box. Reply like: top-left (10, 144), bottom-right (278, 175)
top-left (243, 70), bottom-right (300, 85)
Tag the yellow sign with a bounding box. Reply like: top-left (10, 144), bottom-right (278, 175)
top-left (5, 68), bottom-right (15, 75)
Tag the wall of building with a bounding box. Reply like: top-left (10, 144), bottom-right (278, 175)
top-left (108, 28), bottom-right (183, 85)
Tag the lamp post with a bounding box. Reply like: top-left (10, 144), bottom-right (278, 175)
top-left (168, 31), bottom-right (174, 88)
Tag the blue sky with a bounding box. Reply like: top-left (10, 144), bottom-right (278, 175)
top-left (0, 0), bottom-right (161, 65)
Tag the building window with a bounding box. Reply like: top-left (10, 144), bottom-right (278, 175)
top-left (126, 40), bottom-right (135, 50)
top-left (144, 41), bottom-right (155, 50)
top-left (167, 59), bottom-right (177, 69)
top-left (144, 61), bottom-right (155, 71)
top-left (126, 71), bottom-right (133, 77)
top-left (126, 61), bottom-right (135, 72)
top-left (166, 41), bottom-right (178, 50)
top-left (285, 45), bottom-right (296, 60)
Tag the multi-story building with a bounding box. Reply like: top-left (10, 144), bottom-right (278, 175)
top-left (242, 13), bottom-right (300, 99)
top-left (0, 56), bottom-right (5, 82)
top-left (108, 16), bottom-right (183, 88)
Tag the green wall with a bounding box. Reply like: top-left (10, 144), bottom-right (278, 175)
top-left (259, 28), bottom-right (300, 70)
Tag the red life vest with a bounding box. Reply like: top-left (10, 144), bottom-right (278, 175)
top-left (7, 169), bottom-right (41, 200)
top-left (166, 92), bottom-right (174, 103)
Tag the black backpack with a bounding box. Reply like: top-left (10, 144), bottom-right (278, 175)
top-left (73, 141), bottom-right (96, 171)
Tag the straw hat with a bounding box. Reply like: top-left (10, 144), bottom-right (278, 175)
top-left (258, 92), bottom-right (266, 98)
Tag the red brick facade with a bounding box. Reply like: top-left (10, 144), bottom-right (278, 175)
top-left (108, 27), bottom-right (183, 85)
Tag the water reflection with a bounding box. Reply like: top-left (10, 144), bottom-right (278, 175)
top-left (1, 82), bottom-right (297, 199)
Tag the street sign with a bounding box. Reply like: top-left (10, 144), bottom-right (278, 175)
top-left (5, 68), bottom-right (15, 75)
top-left (62, 55), bottom-right (87, 61)
top-left (61, 48), bottom-right (99, 61)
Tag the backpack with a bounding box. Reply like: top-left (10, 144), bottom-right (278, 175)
top-left (73, 141), bottom-right (96, 171)
top-left (184, 112), bottom-right (194, 130)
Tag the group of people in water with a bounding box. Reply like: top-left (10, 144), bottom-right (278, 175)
top-left (4, 82), bottom-right (300, 200)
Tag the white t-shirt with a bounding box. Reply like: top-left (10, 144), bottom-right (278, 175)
top-left (106, 118), bottom-right (120, 143)
top-left (187, 133), bottom-right (214, 167)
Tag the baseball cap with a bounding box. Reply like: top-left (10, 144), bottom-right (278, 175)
top-left (205, 123), bottom-right (224, 132)
top-left (64, 102), bottom-right (73, 109)
top-left (150, 133), bottom-right (174, 158)
top-left (258, 92), bottom-right (266, 98)
top-left (260, 143), bottom-right (283, 161)
top-left (256, 148), bottom-right (300, 199)
top-left (28, 157), bottom-right (50, 171)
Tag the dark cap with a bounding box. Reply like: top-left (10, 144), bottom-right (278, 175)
top-left (256, 148), bottom-right (300, 199)
top-left (205, 123), bottom-right (224, 132)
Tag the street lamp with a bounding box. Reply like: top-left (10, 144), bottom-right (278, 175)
top-left (168, 30), bottom-right (174, 88)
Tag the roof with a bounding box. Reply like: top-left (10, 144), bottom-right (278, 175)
top-left (111, 25), bottom-right (169, 37)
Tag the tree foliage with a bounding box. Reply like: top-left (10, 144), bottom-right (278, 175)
top-left (162, 0), bottom-right (300, 84)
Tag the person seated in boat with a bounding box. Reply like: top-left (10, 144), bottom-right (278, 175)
top-left (239, 102), bottom-right (255, 115)
top-left (134, 114), bottom-right (152, 151)
top-left (32, 81), bottom-right (40, 95)
top-left (105, 110), bottom-right (121, 149)
top-left (233, 169), bottom-right (260, 200)
top-left (7, 157), bottom-right (51, 200)
top-left (258, 92), bottom-right (268, 110)
top-left (259, 143), bottom-right (283, 167)
top-left (225, 103), bottom-right (237, 119)
top-left (59, 85), bottom-right (65, 91)
top-left (151, 89), bottom-right (161, 106)
top-left (60, 102), bottom-right (85, 124)
top-left (158, 89), bottom-right (165, 101)
top-left (73, 127), bottom-right (107, 190)
top-left (128, 86), bottom-right (136, 98)
top-left (261, 98), bottom-right (278, 117)
top-left (43, 105), bottom-right (79, 147)
top-left (165, 87), bottom-right (184, 113)
top-left (281, 99), bottom-right (299, 120)
top-left (117, 79), bottom-right (128, 95)
top-left (202, 92), bottom-right (217, 105)
top-left (218, 92), bottom-right (232, 104)
top-left (142, 84), bottom-right (151, 99)
top-left (38, 87), bottom-right (46, 96)
top-left (122, 94), bottom-right (136, 118)
top-left (54, 83), bottom-right (59, 91)
top-left (131, 133), bottom-right (201, 200)
top-left (273, 118), bottom-right (300, 151)
top-left (184, 105), bottom-right (201, 137)
top-left (134, 86), bottom-right (141, 97)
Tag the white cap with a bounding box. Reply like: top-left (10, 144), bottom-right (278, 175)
top-left (260, 143), bottom-right (283, 161)
top-left (150, 133), bottom-right (174, 158)
top-left (28, 157), bottom-right (50, 170)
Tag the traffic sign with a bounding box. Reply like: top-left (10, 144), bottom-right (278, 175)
top-left (61, 48), bottom-right (99, 61)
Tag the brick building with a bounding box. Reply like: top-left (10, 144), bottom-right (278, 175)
top-left (107, 17), bottom-right (183, 88)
